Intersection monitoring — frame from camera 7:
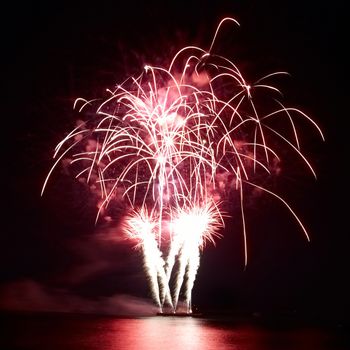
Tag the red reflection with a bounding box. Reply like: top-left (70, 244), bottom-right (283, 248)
top-left (108, 317), bottom-right (239, 350)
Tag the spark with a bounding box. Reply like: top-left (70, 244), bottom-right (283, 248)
top-left (42, 17), bottom-right (323, 313)
top-left (170, 201), bottom-right (224, 311)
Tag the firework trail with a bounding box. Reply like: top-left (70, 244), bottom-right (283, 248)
top-left (123, 208), bottom-right (173, 312)
top-left (42, 17), bottom-right (324, 313)
top-left (170, 201), bottom-right (223, 311)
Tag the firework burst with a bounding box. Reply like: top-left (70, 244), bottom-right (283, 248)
top-left (42, 17), bottom-right (324, 313)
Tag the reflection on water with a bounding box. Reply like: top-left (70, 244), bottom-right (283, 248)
top-left (1, 313), bottom-right (348, 350)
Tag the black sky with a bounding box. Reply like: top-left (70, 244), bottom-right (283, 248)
top-left (2, 1), bottom-right (348, 321)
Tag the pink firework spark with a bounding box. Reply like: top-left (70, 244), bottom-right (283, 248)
top-left (42, 17), bottom-right (324, 313)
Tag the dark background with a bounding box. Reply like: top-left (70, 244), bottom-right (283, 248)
top-left (2, 0), bottom-right (347, 323)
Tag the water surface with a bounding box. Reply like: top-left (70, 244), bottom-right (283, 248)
top-left (1, 312), bottom-right (348, 350)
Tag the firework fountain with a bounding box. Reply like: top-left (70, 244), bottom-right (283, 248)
top-left (42, 18), bottom-right (323, 314)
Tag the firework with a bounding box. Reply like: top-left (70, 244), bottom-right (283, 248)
top-left (42, 17), bottom-right (324, 313)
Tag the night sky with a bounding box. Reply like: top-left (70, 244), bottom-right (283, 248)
top-left (2, 1), bottom-right (348, 322)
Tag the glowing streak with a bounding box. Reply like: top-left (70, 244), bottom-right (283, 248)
top-left (244, 181), bottom-right (310, 241)
top-left (170, 202), bottom-right (223, 311)
top-left (123, 209), bottom-right (173, 311)
top-left (208, 17), bottom-right (240, 53)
